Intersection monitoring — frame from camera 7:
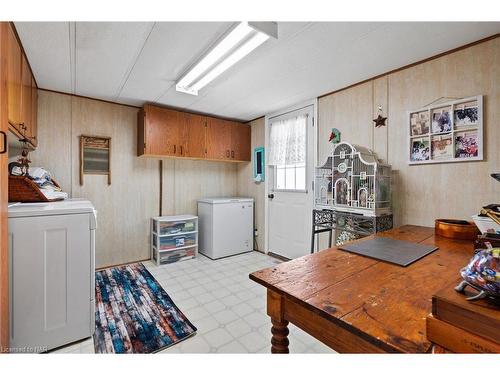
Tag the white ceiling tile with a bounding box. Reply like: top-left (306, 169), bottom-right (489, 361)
top-left (16, 21), bottom-right (500, 120)
top-left (74, 22), bottom-right (154, 101)
top-left (14, 22), bottom-right (72, 93)
top-left (180, 22), bottom-right (500, 120)
top-left (118, 22), bottom-right (231, 105)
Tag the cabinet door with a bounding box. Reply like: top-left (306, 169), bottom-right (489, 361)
top-left (0, 22), bottom-right (9, 351)
top-left (20, 54), bottom-right (32, 139)
top-left (231, 122), bottom-right (251, 161)
top-left (206, 117), bottom-right (232, 160)
top-left (6, 25), bottom-right (21, 131)
top-left (145, 105), bottom-right (182, 156)
top-left (137, 109), bottom-right (146, 156)
top-left (182, 112), bottom-right (206, 159)
top-left (30, 76), bottom-right (38, 147)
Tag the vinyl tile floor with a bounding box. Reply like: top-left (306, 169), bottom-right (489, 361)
top-left (51, 251), bottom-right (334, 354)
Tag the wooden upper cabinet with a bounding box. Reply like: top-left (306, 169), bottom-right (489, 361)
top-left (206, 117), bottom-right (232, 160)
top-left (144, 105), bottom-right (183, 156)
top-left (5, 23), bottom-right (37, 148)
top-left (182, 112), bottom-right (206, 159)
top-left (230, 123), bottom-right (251, 161)
top-left (207, 119), bottom-right (251, 161)
top-left (20, 54), bottom-right (31, 139)
top-left (138, 104), bottom-right (250, 162)
top-left (6, 24), bottom-right (21, 131)
top-left (137, 109), bottom-right (146, 156)
top-left (30, 76), bottom-right (38, 147)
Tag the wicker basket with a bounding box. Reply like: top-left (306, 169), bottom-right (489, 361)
top-left (8, 175), bottom-right (64, 203)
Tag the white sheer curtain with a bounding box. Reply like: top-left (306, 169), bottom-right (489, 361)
top-left (268, 114), bottom-right (307, 165)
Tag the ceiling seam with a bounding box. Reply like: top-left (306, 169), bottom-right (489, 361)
top-left (73, 22), bottom-right (76, 94)
top-left (151, 22), bottom-right (241, 107)
top-left (67, 22), bottom-right (73, 94)
top-left (68, 22), bottom-right (76, 95)
top-left (152, 81), bottom-right (174, 104)
top-left (114, 22), bottom-right (157, 102)
top-left (190, 22), bottom-right (316, 115)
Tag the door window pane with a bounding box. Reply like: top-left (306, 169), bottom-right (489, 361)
top-left (274, 163), bottom-right (306, 191)
top-left (276, 167), bottom-right (285, 190)
top-left (295, 165), bottom-right (306, 190)
top-left (269, 114), bottom-right (308, 192)
top-left (285, 166), bottom-right (295, 189)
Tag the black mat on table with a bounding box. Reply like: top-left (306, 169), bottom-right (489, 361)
top-left (339, 236), bottom-right (438, 267)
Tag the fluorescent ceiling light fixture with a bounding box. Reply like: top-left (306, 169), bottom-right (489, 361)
top-left (176, 22), bottom-right (277, 96)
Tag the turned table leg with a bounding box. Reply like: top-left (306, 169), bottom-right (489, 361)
top-left (267, 289), bottom-right (290, 353)
top-left (271, 319), bottom-right (289, 353)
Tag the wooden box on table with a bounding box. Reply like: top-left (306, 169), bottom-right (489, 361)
top-left (426, 281), bottom-right (500, 353)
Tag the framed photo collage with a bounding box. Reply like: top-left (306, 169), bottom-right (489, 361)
top-left (408, 95), bottom-right (483, 165)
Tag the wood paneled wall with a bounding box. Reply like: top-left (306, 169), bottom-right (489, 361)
top-left (318, 37), bottom-right (500, 227)
top-left (28, 37), bottom-right (500, 264)
top-left (239, 37), bottom-right (499, 254)
top-left (32, 91), bottom-right (239, 268)
top-left (31, 91), bottom-right (159, 267)
top-left (237, 117), bottom-right (265, 251)
top-left (161, 158), bottom-right (238, 216)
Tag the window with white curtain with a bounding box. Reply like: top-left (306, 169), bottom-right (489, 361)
top-left (268, 114), bottom-right (307, 191)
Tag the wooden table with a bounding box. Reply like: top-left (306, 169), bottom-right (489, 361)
top-left (249, 225), bottom-right (474, 353)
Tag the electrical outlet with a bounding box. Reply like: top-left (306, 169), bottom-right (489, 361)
top-left (254, 228), bottom-right (259, 237)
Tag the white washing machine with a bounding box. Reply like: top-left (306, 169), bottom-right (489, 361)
top-left (8, 199), bottom-right (96, 352)
top-left (197, 198), bottom-right (253, 259)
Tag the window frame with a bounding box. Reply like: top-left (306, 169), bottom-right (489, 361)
top-left (273, 162), bottom-right (307, 193)
top-left (268, 111), bottom-right (310, 194)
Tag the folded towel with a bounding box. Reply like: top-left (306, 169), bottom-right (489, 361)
top-left (29, 167), bottom-right (51, 180)
top-left (40, 189), bottom-right (68, 200)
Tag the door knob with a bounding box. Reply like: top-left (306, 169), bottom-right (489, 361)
top-left (268, 193), bottom-right (274, 199)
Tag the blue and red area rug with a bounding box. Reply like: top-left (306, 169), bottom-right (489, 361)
top-left (94, 263), bottom-right (196, 353)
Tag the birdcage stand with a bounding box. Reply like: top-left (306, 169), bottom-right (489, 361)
top-left (311, 209), bottom-right (393, 253)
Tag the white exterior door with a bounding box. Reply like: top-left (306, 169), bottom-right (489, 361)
top-left (267, 105), bottom-right (315, 259)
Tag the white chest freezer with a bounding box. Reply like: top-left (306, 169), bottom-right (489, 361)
top-left (8, 199), bottom-right (96, 352)
top-left (197, 198), bottom-right (253, 259)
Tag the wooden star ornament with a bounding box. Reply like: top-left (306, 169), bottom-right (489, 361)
top-left (373, 114), bottom-right (387, 128)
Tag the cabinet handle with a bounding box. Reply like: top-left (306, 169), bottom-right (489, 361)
top-left (226, 150), bottom-right (230, 158)
top-left (231, 150), bottom-right (234, 159)
top-left (173, 144), bottom-right (176, 154)
top-left (180, 145), bottom-right (183, 155)
top-left (0, 131), bottom-right (6, 154)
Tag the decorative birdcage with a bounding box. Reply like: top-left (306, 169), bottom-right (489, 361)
top-left (315, 142), bottom-right (391, 216)
top-left (314, 156), bottom-right (333, 208)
